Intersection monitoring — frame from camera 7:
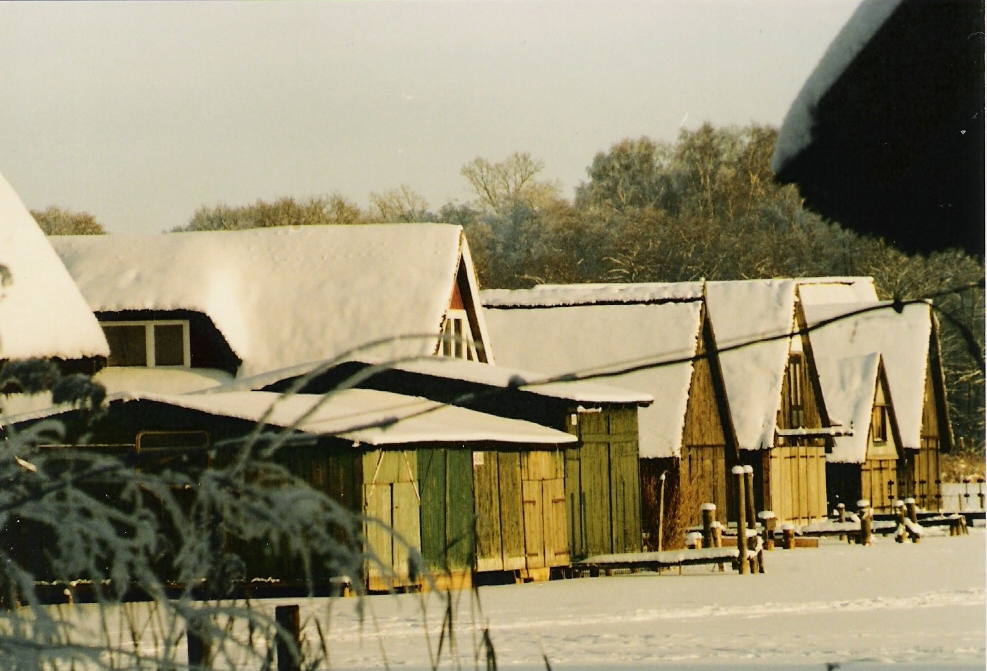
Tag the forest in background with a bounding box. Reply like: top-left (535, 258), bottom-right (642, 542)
top-left (32, 123), bottom-right (985, 455)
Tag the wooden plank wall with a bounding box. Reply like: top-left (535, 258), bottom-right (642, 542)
top-left (362, 450), bottom-right (420, 590)
top-left (766, 446), bottom-right (827, 524)
top-left (418, 448), bottom-right (476, 573)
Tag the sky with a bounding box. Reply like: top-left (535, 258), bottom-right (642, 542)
top-left (0, 1), bottom-right (862, 235)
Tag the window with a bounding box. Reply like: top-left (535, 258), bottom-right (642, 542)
top-left (102, 321), bottom-right (190, 367)
top-left (786, 353), bottom-right (806, 429)
top-left (871, 404), bottom-right (889, 443)
top-left (440, 309), bottom-right (478, 361)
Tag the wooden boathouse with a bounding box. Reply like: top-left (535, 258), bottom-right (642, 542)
top-left (480, 283), bottom-right (738, 549)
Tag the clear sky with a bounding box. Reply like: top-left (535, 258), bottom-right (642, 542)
top-left (0, 1), bottom-right (862, 235)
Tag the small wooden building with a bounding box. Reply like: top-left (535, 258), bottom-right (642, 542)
top-left (705, 279), bottom-right (838, 525)
top-left (261, 357), bottom-right (652, 565)
top-left (811, 353), bottom-right (904, 512)
top-left (49, 388), bottom-right (576, 591)
top-left (803, 299), bottom-right (953, 511)
top-left (480, 283), bottom-right (739, 549)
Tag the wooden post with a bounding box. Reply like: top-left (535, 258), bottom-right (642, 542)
top-left (711, 522), bottom-right (723, 548)
top-left (743, 466), bottom-right (756, 532)
top-left (657, 471), bottom-right (667, 552)
top-left (908, 494), bottom-right (920, 519)
top-left (732, 466), bottom-right (747, 574)
top-left (781, 522), bottom-right (795, 550)
top-left (275, 604), bottom-right (301, 671)
top-left (701, 503), bottom-right (716, 549)
top-left (893, 500), bottom-right (906, 543)
top-left (187, 621), bottom-right (212, 670)
top-left (758, 511), bottom-right (776, 551)
top-left (837, 503), bottom-right (846, 541)
top-left (857, 499), bottom-right (872, 546)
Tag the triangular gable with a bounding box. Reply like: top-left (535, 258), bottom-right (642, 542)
top-left (481, 283), bottom-right (704, 459)
top-left (814, 353), bottom-right (901, 463)
top-left (0, 172), bottom-right (108, 361)
top-left (705, 279), bottom-right (799, 450)
top-left (802, 301), bottom-right (933, 450)
top-left (54, 224), bottom-right (476, 378)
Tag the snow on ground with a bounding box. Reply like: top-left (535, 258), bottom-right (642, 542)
top-left (54, 529), bottom-right (984, 669)
top-left (316, 529), bottom-right (985, 669)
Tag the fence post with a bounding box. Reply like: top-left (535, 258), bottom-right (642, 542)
top-left (732, 466), bottom-right (747, 574)
top-left (857, 499), bottom-right (872, 546)
top-left (275, 604), bottom-right (301, 671)
top-left (904, 497), bottom-right (918, 524)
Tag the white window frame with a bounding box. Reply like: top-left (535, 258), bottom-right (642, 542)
top-left (101, 320), bottom-right (191, 368)
top-left (440, 309), bottom-right (478, 361)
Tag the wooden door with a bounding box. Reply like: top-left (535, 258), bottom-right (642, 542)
top-left (498, 452), bottom-right (526, 571)
top-left (363, 482), bottom-right (393, 587)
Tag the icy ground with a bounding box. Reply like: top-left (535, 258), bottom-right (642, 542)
top-left (317, 528), bottom-right (984, 670)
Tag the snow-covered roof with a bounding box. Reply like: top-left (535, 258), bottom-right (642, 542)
top-left (480, 286), bottom-right (704, 458)
top-left (796, 277), bottom-right (879, 305)
top-left (119, 389), bottom-right (577, 447)
top-left (772, 0), bottom-right (902, 172)
top-left (94, 367), bottom-right (234, 396)
top-left (813, 353), bottom-right (882, 463)
top-left (0, 172), bottom-right (109, 361)
top-left (803, 301), bottom-right (932, 450)
top-left (482, 282), bottom-right (703, 308)
top-left (705, 279), bottom-right (798, 451)
top-left (52, 224), bottom-right (487, 378)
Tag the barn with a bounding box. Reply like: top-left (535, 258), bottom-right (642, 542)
top-left (705, 279), bottom-right (838, 525)
top-left (802, 300), bottom-right (953, 512)
top-left (480, 283), bottom-right (738, 548)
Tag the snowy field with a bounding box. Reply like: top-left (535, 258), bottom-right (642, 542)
top-left (57, 528), bottom-right (984, 670)
top-left (292, 528), bottom-right (985, 669)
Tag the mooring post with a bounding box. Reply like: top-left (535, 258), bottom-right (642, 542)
top-left (857, 499), bottom-right (872, 546)
top-left (758, 511), bottom-right (776, 551)
top-left (781, 522), bottom-right (796, 550)
top-left (701, 503), bottom-right (716, 549)
top-left (275, 604), bottom-right (301, 671)
top-left (894, 500), bottom-right (906, 543)
top-left (904, 497), bottom-right (918, 524)
top-left (743, 466), bottom-right (756, 533)
top-left (732, 465), bottom-right (747, 574)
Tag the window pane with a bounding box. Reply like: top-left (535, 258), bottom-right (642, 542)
top-left (154, 324), bottom-right (186, 366)
top-left (104, 325), bottom-right (147, 366)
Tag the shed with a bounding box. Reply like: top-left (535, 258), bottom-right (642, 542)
top-left (71, 388), bottom-right (577, 591)
top-left (705, 279), bottom-right (837, 524)
top-left (251, 356), bottom-right (652, 567)
top-left (802, 300), bottom-right (952, 511)
top-left (480, 283), bottom-right (738, 547)
top-left (51, 224), bottom-right (493, 395)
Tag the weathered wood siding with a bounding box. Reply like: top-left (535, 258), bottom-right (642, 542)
top-left (677, 326), bottom-right (732, 525)
top-left (521, 450), bottom-right (569, 569)
top-left (362, 450), bottom-right (421, 590)
top-left (568, 408), bottom-right (642, 558)
top-left (899, 370), bottom-right (943, 510)
top-left (762, 352), bottom-right (828, 523)
top-left (419, 448), bottom-right (476, 573)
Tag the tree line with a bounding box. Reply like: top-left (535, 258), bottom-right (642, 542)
top-left (33, 123), bottom-right (985, 450)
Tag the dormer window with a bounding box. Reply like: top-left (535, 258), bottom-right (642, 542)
top-left (102, 321), bottom-right (191, 367)
top-left (440, 309), bottom-right (478, 361)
